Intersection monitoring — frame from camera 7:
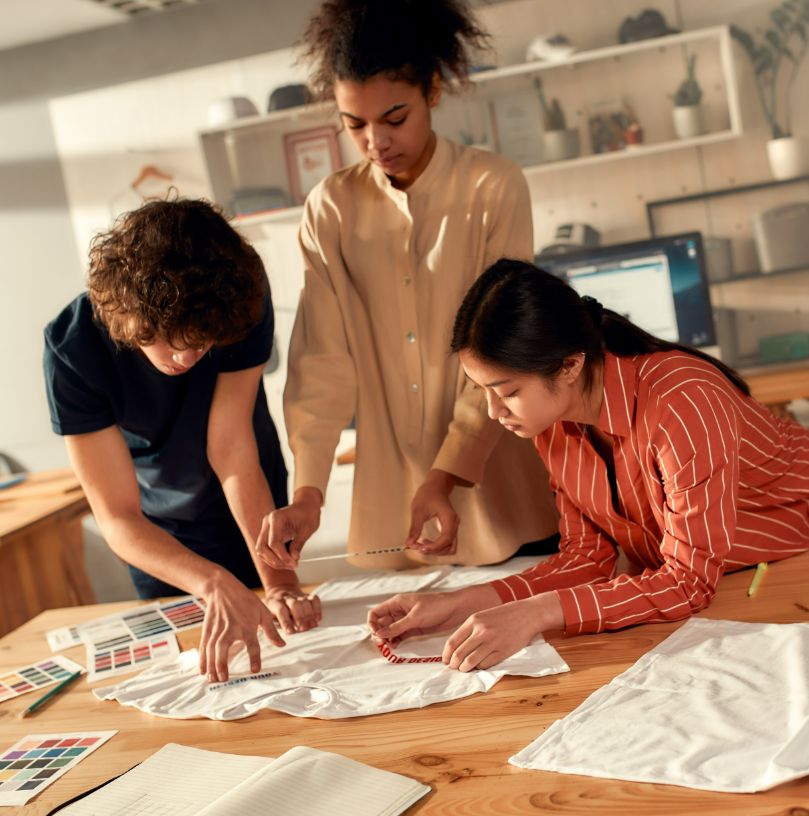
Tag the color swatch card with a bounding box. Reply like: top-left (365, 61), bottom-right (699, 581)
top-left (159, 596), bottom-right (207, 629)
top-left (46, 626), bottom-right (82, 653)
top-left (0, 655), bottom-right (85, 703)
top-left (47, 596), bottom-right (207, 652)
top-left (85, 633), bottom-right (180, 683)
top-left (0, 731), bottom-right (116, 806)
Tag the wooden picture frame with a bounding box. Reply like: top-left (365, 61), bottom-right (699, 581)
top-left (283, 125), bottom-right (341, 205)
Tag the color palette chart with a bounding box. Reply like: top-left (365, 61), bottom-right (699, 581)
top-left (46, 596), bottom-right (207, 652)
top-left (86, 633), bottom-right (180, 683)
top-left (122, 598), bottom-right (204, 640)
top-left (160, 596), bottom-right (206, 630)
top-left (0, 655), bottom-right (85, 703)
top-left (46, 626), bottom-right (82, 653)
top-left (0, 731), bottom-right (116, 806)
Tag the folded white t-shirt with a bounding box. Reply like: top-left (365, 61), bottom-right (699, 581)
top-left (511, 618), bottom-right (809, 793)
top-left (95, 563), bottom-right (568, 720)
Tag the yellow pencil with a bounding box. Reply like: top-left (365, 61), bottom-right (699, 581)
top-left (18, 670), bottom-right (82, 718)
top-left (747, 562), bottom-right (768, 598)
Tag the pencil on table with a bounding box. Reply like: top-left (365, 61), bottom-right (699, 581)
top-left (747, 562), bottom-right (768, 598)
top-left (18, 670), bottom-right (82, 718)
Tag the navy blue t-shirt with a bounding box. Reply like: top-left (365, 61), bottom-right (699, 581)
top-left (43, 292), bottom-right (288, 595)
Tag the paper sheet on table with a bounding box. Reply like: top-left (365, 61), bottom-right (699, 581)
top-left (57, 743), bottom-right (429, 816)
top-left (94, 565), bottom-right (568, 720)
top-left (57, 743), bottom-right (269, 815)
top-left (198, 745), bottom-right (429, 816)
top-left (511, 618), bottom-right (809, 793)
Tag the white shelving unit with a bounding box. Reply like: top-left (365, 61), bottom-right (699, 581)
top-left (523, 130), bottom-right (739, 176)
top-left (199, 25), bottom-right (742, 228)
top-left (470, 25), bottom-right (739, 111)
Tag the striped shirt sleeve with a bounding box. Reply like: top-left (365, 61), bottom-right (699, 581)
top-left (493, 382), bottom-right (742, 636)
top-left (489, 478), bottom-right (618, 606)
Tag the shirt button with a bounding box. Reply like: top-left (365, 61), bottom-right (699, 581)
top-left (404, 277), bottom-right (412, 285)
top-left (410, 383), bottom-right (419, 393)
top-left (406, 332), bottom-right (416, 343)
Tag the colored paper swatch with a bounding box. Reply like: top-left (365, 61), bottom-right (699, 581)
top-left (0, 731), bottom-right (115, 806)
top-left (159, 597), bottom-right (206, 630)
top-left (0, 655), bottom-right (85, 703)
top-left (47, 596), bottom-right (207, 653)
top-left (46, 626), bottom-right (82, 652)
top-left (85, 633), bottom-right (180, 683)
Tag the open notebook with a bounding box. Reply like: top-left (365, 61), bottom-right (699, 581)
top-left (56, 743), bottom-right (430, 815)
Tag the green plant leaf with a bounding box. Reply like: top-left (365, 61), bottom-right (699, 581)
top-left (772, 8), bottom-right (790, 29)
top-left (753, 44), bottom-right (775, 73)
top-left (730, 24), bottom-right (757, 56)
top-left (766, 28), bottom-right (796, 58)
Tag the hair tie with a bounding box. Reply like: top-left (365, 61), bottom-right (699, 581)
top-left (581, 295), bottom-right (604, 325)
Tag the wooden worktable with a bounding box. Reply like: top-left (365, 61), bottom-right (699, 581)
top-left (0, 470), bottom-right (93, 637)
top-left (2, 551), bottom-right (809, 814)
top-left (744, 359), bottom-right (809, 411)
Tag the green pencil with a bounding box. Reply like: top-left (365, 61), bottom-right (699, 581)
top-left (747, 561), bottom-right (768, 598)
top-left (18, 670), bottom-right (82, 718)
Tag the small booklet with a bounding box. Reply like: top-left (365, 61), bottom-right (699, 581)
top-left (55, 743), bottom-right (430, 815)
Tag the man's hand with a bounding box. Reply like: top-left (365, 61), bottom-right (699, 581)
top-left (264, 584), bottom-right (322, 634)
top-left (257, 487), bottom-right (323, 569)
top-left (198, 571), bottom-right (286, 683)
top-left (406, 469), bottom-right (461, 555)
top-left (367, 585), bottom-right (500, 646)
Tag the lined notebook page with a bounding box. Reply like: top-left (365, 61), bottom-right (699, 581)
top-left (197, 746), bottom-right (430, 816)
top-left (58, 744), bottom-right (271, 815)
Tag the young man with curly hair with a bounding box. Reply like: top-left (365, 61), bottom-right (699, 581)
top-left (43, 198), bottom-right (319, 683)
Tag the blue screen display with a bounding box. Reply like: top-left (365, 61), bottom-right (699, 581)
top-left (537, 232), bottom-right (715, 348)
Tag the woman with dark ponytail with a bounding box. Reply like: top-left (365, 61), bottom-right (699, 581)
top-left (368, 259), bottom-right (809, 671)
top-left (259, 1), bottom-right (558, 576)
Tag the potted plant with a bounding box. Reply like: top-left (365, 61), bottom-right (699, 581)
top-left (534, 77), bottom-right (580, 162)
top-left (731, 0), bottom-right (809, 178)
top-left (672, 54), bottom-right (705, 139)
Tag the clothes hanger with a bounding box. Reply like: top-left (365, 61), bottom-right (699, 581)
top-left (130, 164), bottom-right (173, 194)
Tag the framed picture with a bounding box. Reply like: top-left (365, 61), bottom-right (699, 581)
top-left (283, 125), bottom-right (341, 204)
top-left (488, 89), bottom-right (544, 167)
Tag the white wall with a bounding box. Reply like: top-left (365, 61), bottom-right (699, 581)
top-left (0, 100), bottom-right (83, 469)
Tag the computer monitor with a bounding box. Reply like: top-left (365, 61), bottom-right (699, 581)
top-left (537, 232), bottom-right (715, 348)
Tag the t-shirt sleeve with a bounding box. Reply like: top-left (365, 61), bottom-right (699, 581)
top-left (43, 330), bottom-right (115, 436)
top-left (217, 290), bottom-right (274, 373)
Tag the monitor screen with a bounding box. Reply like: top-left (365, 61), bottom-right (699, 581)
top-left (537, 232), bottom-right (715, 348)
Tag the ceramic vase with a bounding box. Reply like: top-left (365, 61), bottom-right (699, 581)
top-left (766, 136), bottom-right (809, 180)
top-left (543, 129), bottom-right (580, 162)
top-left (672, 105), bottom-right (705, 139)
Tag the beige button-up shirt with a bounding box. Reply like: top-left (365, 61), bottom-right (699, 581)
top-left (284, 136), bottom-right (558, 568)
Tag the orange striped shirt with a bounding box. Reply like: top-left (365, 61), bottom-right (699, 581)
top-left (490, 351), bottom-right (809, 635)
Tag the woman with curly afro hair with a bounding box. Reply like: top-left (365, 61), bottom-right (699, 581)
top-left (44, 198), bottom-right (320, 684)
top-left (260, 0), bottom-right (559, 576)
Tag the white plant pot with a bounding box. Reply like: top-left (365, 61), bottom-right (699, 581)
top-left (672, 105), bottom-right (705, 139)
top-left (766, 136), bottom-right (809, 180)
top-left (543, 129), bottom-right (580, 162)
